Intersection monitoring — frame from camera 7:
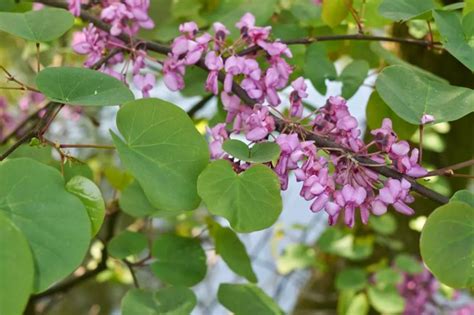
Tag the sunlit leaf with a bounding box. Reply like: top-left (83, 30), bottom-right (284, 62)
top-left (197, 160), bottom-right (282, 233)
top-left (420, 202), bottom-right (474, 288)
top-left (112, 98), bottom-right (209, 211)
top-left (0, 213), bottom-right (34, 315)
top-left (0, 8), bottom-right (73, 41)
top-left (37, 67), bottom-right (134, 106)
top-left (218, 283), bottom-right (284, 315)
top-left (0, 158), bottom-right (90, 292)
top-left (376, 65), bottom-right (474, 124)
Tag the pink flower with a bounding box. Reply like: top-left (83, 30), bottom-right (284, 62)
top-left (371, 118), bottom-right (398, 153)
top-left (420, 113), bottom-right (435, 124)
top-left (235, 13), bottom-right (255, 32)
top-left (244, 106), bottom-right (275, 141)
top-left (133, 73), bottom-right (155, 97)
top-left (373, 179), bottom-right (415, 216)
top-left (208, 123), bottom-right (228, 159)
top-left (67, 0), bottom-right (82, 16)
top-left (289, 77), bottom-right (307, 118)
top-left (163, 57), bottom-right (185, 91)
top-left (179, 22), bottom-right (198, 38)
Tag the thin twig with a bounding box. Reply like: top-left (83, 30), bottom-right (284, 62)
top-left (187, 94), bottom-right (214, 117)
top-left (124, 260), bottom-right (140, 288)
top-left (423, 159), bottom-right (474, 177)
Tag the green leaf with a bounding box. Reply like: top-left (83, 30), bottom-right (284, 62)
top-left (222, 139), bottom-right (249, 161)
top-left (223, 139), bottom-right (281, 163)
top-left (376, 65), bottom-right (474, 124)
top-left (66, 176), bottom-right (105, 236)
top-left (345, 292), bottom-right (369, 315)
top-left (335, 268), bottom-right (367, 291)
top-left (212, 223), bottom-right (257, 282)
top-left (197, 160), bottom-right (282, 233)
top-left (121, 287), bottom-right (197, 315)
top-left (420, 202), bottom-right (474, 288)
top-left (36, 67), bottom-right (134, 106)
top-left (0, 8), bottom-right (73, 42)
top-left (317, 228), bottom-right (374, 261)
top-left (366, 91), bottom-right (417, 139)
top-left (368, 212), bottom-right (397, 235)
top-left (218, 283), bottom-right (284, 315)
top-left (62, 162), bottom-right (93, 182)
top-left (451, 190), bottom-right (474, 207)
top-left (367, 286), bottom-right (405, 313)
top-left (305, 43), bottom-right (337, 94)
top-left (0, 213), bottom-right (34, 315)
top-left (151, 234), bottom-right (207, 286)
top-left (108, 231), bottom-right (148, 260)
top-left (250, 142), bottom-right (281, 163)
top-left (119, 181), bottom-right (180, 218)
top-left (374, 268), bottom-right (402, 289)
top-left (370, 42), bottom-right (448, 84)
top-left (394, 254), bottom-right (423, 274)
top-left (112, 98), bottom-right (209, 212)
top-left (339, 60), bottom-right (369, 99)
top-left (0, 158), bottom-right (90, 292)
top-left (378, 0), bottom-right (436, 21)
top-left (276, 244), bottom-right (316, 275)
top-left (322, 0), bottom-right (353, 28)
top-left (433, 10), bottom-right (474, 71)
top-left (104, 166), bottom-right (134, 191)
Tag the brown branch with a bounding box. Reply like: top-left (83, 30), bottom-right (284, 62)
top-left (423, 159), bottom-right (474, 177)
top-left (237, 35), bottom-right (442, 56)
top-left (36, 0), bottom-right (450, 205)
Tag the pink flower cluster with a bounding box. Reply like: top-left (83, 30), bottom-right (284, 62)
top-left (397, 262), bottom-right (474, 315)
top-left (273, 97), bottom-right (426, 226)
top-left (70, 0), bottom-right (155, 96)
top-left (160, 13), bottom-right (428, 227)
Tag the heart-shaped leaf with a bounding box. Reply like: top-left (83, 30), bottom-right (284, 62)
top-left (121, 287), bottom-right (197, 315)
top-left (378, 0), bottom-right (436, 22)
top-left (0, 213), bottom-right (34, 315)
top-left (376, 65), bottom-right (474, 124)
top-left (198, 160), bottom-right (282, 233)
top-left (108, 231), bottom-right (148, 260)
top-left (420, 201), bottom-right (474, 288)
top-left (211, 222), bottom-right (257, 282)
top-left (433, 10), bottom-right (474, 71)
top-left (36, 67), bottom-right (134, 106)
top-left (218, 283), bottom-right (284, 315)
top-left (0, 158), bottom-right (91, 292)
top-left (151, 235), bottom-right (207, 286)
top-left (0, 8), bottom-right (73, 42)
top-left (112, 98), bottom-right (209, 211)
top-left (66, 176), bottom-right (105, 236)
top-left (223, 139), bottom-right (281, 163)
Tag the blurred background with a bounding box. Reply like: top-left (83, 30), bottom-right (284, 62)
top-left (0, 0), bottom-right (473, 314)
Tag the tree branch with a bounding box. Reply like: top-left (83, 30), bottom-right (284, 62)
top-left (35, 0), bottom-right (450, 204)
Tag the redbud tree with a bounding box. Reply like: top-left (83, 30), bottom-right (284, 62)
top-left (0, 0), bottom-right (472, 314)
